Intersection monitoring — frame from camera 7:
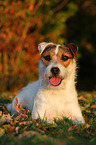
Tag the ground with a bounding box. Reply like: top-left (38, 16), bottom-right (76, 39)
top-left (0, 91), bottom-right (96, 145)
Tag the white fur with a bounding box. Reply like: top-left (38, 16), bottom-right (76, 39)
top-left (7, 46), bottom-right (85, 124)
top-left (38, 42), bottom-right (54, 55)
top-left (55, 45), bottom-right (60, 54)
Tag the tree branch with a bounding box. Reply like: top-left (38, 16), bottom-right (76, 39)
top-left (33, 0), bottom-right (44, 14)
top-left (53, 0), bottom-right (69, 12)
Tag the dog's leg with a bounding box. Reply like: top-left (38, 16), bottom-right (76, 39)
top-left (32, 104), bottom-right (56, 125)
top-left (71, 116), bottom-right (85, 124)
top-left (68, 106), bottom-right (85, 124)
top-left (32, 111), bottom-right (55, 124)
top-left (32, 106), bottom-right (47, 121)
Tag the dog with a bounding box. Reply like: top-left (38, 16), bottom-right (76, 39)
top-left (7, 42), bottom-right (85, 124)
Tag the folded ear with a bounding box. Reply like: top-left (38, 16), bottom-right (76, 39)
top-left (38, 42), bottom-right (54, 55)
top-left (38, 42), bottom-right (47, 55)
top-left (64, 43), bottom-right (78, 56)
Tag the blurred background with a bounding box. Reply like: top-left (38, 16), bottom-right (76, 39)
top-left (0, 0), bottom-right (96, 92)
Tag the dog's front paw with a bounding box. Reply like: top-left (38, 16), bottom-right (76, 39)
top-left (32, 111), bottom-right (39, 120)
top-left (32, 111), bottom-right (56, 125)
top-left (46, 120), bottom-right (56, 125)
top-left (72, 117), bottom-right (85, 124)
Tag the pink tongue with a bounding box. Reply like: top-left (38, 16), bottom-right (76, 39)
top-left (50, 77), bottom-right (61, 86)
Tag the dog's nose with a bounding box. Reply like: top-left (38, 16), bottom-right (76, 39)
top-left (51, 67), bottom-right (60, 75)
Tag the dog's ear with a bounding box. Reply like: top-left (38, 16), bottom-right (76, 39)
top-left (38, 42), bottom-right (47, 55)
top-left (64, 43), bottom-right (78, 57)
top-left (38, 42), bottom-right (54, 55)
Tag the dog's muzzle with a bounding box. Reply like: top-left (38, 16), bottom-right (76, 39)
top-left (49, 67), bottom-right (62, 86)
top-left (51, 67), bottom-right (60, 76)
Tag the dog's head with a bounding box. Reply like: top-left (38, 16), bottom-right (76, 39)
top-left (38, 42), bottom-right (78, 88)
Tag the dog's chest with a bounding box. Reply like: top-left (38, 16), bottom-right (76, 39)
top-left (35, 89), bottom-right (72, 118)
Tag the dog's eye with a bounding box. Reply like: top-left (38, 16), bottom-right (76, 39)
top-left (44, 55), bottom-right (51, 61)
top-left (62, 55), bottom-right (69, 61)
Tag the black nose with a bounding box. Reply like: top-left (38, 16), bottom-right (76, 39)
top-left (51, 67), bottom-right (60, 75)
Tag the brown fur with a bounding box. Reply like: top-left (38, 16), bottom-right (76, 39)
top-left (42, 47), bottom-right (73, 68)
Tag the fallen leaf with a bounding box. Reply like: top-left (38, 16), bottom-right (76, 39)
top-left (18, 131), bottom-right (40, 138)
top-left (7, 126), bottom-right (15, 132)
top-left (10, 119), bottom-right (16, 126)
top-left (81, 104), bottom-right (90, 111)
top-left (68, 125), bottom-right (77, 131)
top-left (14, 98), bottom-right (20, 113)
top-left (42, 127), bottom-right (47, 131)
top-left (3, 124), bottom-right (11, 130)
top-left (91, 104), bottom-right (96, 109)
top-left (78, 96), bottom-right (86, 101)
top-left (0, 128), bottom-right (5, 137)
top-left (93, 112), bottom-right (96, 115)
top-left (0, 111), bottom-right (2, 116)
top-left (36, 128), bottom-right (45, 134)
top-left (14, 98), bottom-right (26, 114)
top-left (22, 109), bottom-right (29, 114)
top-left (15, 126), bottom-right (20, 134)
top-left (0, 113), bottom-right (12, 124)
top-left (19, 121), bottom-right (33, 126)
top-left (84, 124), bottom-right (90, 129)
top-left (19, 100), bottom-right (25, 111)
top-left (84, 130), bottom-right (91, 138)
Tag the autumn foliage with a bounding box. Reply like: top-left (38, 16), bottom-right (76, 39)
top-left (0, 0), bottom-right (96, 91)
top-left (0, 0), bottom-right (43, 76)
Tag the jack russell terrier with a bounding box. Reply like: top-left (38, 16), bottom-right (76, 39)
top-left (7, 42), bottom-right (85, 124)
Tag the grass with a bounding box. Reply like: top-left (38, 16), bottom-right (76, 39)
top-left (0, 91), bottom-right (96, 145)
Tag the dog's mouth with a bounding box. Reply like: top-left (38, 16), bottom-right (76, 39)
top-left (49, 77), bottom-right (62, 86)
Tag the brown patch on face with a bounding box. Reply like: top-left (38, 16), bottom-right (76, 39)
top-left (41, 46), bottom-right (73, 67)
top-left (41, 47), bottom-right (56, 66)
top-left (57, 48), bottom-right (73, 67)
